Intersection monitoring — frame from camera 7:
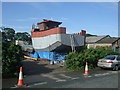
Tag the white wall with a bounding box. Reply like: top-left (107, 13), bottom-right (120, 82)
top-left (32, 34), bottom-right (85, 50)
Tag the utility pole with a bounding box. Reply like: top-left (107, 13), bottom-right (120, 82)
top-left (70, 34), bottom-right (76, 52)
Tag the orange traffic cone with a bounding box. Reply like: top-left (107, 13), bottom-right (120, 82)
top-left (84, 62), bottom-right (89, 75)
top-left (17, 67), bottom-right (24, 86)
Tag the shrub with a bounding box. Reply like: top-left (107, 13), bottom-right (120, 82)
top-left (2, 41), bottom-right (23, 78)
top-left (65, 47), bottom-right (120, 70)
top-left (65, 52), bottom-right (79, 70)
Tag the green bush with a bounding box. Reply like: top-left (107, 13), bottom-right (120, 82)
top-left (2, 41), bottom-right (23, 78)
top-left (65, 47), bottom-right (120, 70)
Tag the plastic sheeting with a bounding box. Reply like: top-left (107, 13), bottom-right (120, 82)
top-left (29, 52), bottom-right (38, 58)
top-left (28, 51), bottom-right (66, 61)
top-left (37, 51), bottom-right (55, 61)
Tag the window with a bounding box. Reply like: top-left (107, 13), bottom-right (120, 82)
top-left (34, 29), bottom-right (39, 32)
top-left (116, 56), bottom-right (120, 61)
top-left (104, 56), bottom-right (115, 60)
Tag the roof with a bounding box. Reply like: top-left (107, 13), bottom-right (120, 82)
top-left (37, 20), bottom-right (52, 24)
top-left (37, 19), bottom-right (62, 25)
top-left (96, 37), bottom-right (120, 44)
top-left (86, 35), bottom-right (110, 44)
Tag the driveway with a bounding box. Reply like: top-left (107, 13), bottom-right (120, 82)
top-left (21, 59), bottom-right (68, 75)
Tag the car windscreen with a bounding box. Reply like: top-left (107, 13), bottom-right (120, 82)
top-left (103, 56), bottom-right (115, 60)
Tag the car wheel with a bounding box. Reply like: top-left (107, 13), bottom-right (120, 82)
top-left (112, 65), bottom-right (118, 71)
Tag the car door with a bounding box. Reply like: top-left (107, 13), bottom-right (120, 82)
top-left (116, 56), bottom-right (120, 68)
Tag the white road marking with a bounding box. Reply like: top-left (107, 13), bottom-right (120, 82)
top-left (59, 74), bottom-right (73, 79)
top-left (87, 76), bottom-right (92, 77)
top-left (102, 73), bottom-right (109, 75)
top-left (111, 71), bottom-right (118, 74)
top-left (94, 74), bottom-right (103, 76)
top-left (11, 85), bottom-right (27, 88)
top-left (71, 77), bottom-right (80, 79)
top-left (56, 80), bottom-right (66, 82)
top-left (84, 75), bottom-right (92, 78)
top-left (11, 86), bottom-right (17, 88)
top-left (27, 82), bottom-right (47, 87)
top-left (42, 74), bottom-right (66, 82)
top-left (59, 74), bottom-right (79, 80)
top-left (33, 82), bottom-right (47, 85)
top-left (95, 73), bottom-right (103, 76)
top-left (26, 86), bottom-right (31, 87)
top-left (94, 73), bottom-right (110, 77)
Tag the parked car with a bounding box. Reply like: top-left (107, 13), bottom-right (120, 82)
top-left (97, 55), bottom-right (120, 71)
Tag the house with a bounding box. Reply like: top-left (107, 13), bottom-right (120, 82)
top-left (15, 40), bottom-right (33, 52)
top-left (15, 40), bottom-right (29, 46)
top-left (31, 19), bottom-right (86, 53)
top-left (86, 35), bottom-right (110, 49)
top-left (86, 35), bottom-right (120, 53)
top-left (96, 37), bottom-right (120, 53)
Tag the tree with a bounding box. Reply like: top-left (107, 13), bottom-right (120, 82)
top-left (1, 27), bottom-right (15, 41)
top-left (0, 27), bottom-right (32, 43)
top-left (86, 33), bottom-right (97, 37)
top-left (15, 32), bottom-right (32, 44)
top-left (2, 41), bottom-right (23, 77)
top-left (1, 27), bottom-right (24, 78)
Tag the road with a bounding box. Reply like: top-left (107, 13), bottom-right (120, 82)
top-left (23, 69), bottom-right (119, 88)
top-left (2, 60), bottom-right (120, 88)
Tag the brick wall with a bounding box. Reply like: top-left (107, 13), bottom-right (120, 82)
top-left (32, 27), bottom-right (66, 38)
top-left (73, 30), bottom-right (86, 36)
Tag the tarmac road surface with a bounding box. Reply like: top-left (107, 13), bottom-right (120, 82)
top-left (2, 60), bottom-right (120, 88)
top-left (22, 70), bottom-right (119, 88)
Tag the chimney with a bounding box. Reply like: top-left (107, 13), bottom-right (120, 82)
top-left (43, 19), bottom-right (47, 21)
top-left (81, 30), bottom-right (86, 36)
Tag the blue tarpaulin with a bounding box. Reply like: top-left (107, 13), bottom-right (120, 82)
top-left (29, 52), bottom-right (38, 58)
top-left (28, 51), bottom-right (66, 61)
top-left (37, 51), bottom-right (55, 61)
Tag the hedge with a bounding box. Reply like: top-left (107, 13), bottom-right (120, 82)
top-left (65, 47), bottom-right (120, 70)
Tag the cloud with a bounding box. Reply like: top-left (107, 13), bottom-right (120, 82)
top-left (2, 24), bottom-right (30, 29)
top-left (47, 17), bottom-right (69, 22)
top-left (61, 17), bottom-right (69, 21)
top-left (15, 17), bottom-right (40, 22)
top-left (50, 17), bottom-right (54, 20)
top-left (61, 17), bottom-right (68, 20)
top-left (15, 26), bottom-right (30, 29)
top-left (2, 24), bottom-right (31, 32)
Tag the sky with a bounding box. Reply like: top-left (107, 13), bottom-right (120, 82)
top-left (2, 2), bottom-right (118, 37)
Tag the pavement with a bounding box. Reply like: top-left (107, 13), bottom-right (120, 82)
top-left (2, 59), bottom-right (120, 88)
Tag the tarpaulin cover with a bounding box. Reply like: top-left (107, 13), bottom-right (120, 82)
top-left (37, 51), bottom-right (55, 60)
top-left (28, 52), bottom-right (38, 58)
top-left (28, 51), bottom-right (66, 61)
top-left (54, 53), bottom-right (66, 61)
